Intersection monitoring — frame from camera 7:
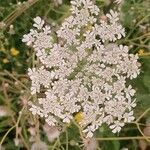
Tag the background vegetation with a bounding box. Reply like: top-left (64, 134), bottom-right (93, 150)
top-left (0, 0), bottom-right (150, 149)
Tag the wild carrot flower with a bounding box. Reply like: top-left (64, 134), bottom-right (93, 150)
top-left (23, 0), bottom-right (140, 138)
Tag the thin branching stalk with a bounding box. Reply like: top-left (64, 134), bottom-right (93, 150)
top-left (0, 106), bottom-right (25, 145)
top-left (2, 0), bottom-right (40, 29)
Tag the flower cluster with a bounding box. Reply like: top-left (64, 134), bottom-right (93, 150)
top-left (23, 0), bottom-right (140, 137)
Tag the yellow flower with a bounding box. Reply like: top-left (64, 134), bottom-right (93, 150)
top-left (75, 112), bottom-right (83, 123)
top-left (10, 48), bottom-right (19, 56)
top-left (138, 49), bottom-right (150, 56)
top-left (138, 49), bottom-right (145, 56)
top-left (2, 58), bottom-right (9, 64)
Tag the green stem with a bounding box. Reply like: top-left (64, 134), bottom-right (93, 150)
top-left (96, 136), bottom-right (150, 141)
top-left (136, 107), bottom-right (150, 123)
top-left (4, 70), bottom-right (29, 92)
top-left (125, 13), bottom-right (150, 40)
top-left (52, 138), bottom-right (59, 150)
top-left (0, 125), bottom-right (16, 145)
top-left (0, 107), bottom-right (25, 145)
top-left (3, 0), bottom-right (40, 29)
top-left (66, 130), bottom-right (68, 150)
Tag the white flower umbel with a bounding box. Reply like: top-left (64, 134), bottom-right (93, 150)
top-left (23, 0), bottom-right (140, 138)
